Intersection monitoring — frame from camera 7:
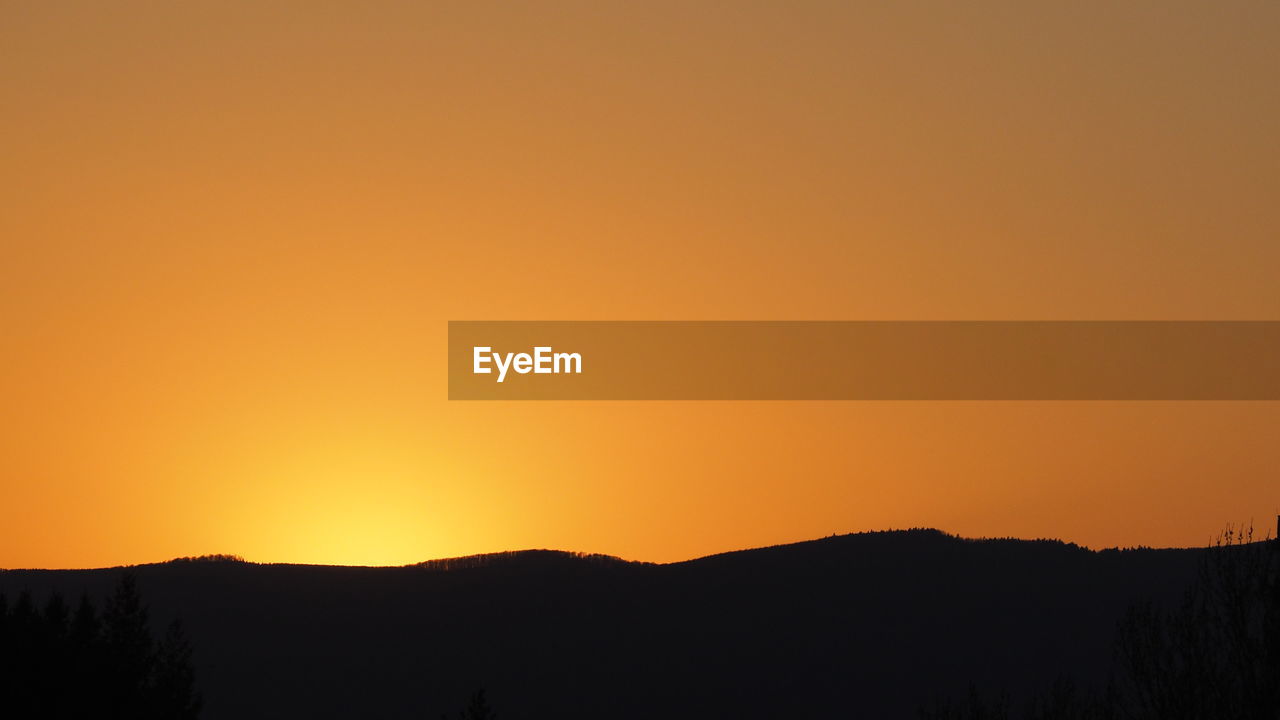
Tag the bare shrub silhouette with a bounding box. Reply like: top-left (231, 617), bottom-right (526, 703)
top-left (1115, 525), bottom-right (1279, 720)
top-left (922, 524), bottom-right (1279, 720)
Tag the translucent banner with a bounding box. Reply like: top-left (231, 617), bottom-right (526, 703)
top-left (448, 321), bottom-right (1280, 400)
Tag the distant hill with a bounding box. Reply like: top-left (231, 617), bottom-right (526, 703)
top-left (0, 530), bottom-right (1204, 719)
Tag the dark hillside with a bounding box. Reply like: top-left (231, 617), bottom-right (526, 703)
top-left (0, 530), bottom-right (1204, 719)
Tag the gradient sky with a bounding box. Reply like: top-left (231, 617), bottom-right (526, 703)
top-left (3, 2), bottom-right (1278, 568)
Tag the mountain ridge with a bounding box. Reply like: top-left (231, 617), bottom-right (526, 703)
top-left (0, 527), bottom-right (1204, 573)
top-left (0, 528), bottom-right (1209, 719)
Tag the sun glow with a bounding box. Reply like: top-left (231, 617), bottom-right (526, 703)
top-left (3, 2), bottom-right (1279, 569)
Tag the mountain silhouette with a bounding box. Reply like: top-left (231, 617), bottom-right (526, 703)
top-left (0, 530), bottom-right (1210, 719)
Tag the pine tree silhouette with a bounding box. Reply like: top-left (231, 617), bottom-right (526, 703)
top-left (0, 573), bottom-right (203, 719)
top-left (152, 619), bottom-right (203, 720)
top-left (103, 573), bottom-right (155, 717)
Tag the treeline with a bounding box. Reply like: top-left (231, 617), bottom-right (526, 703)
top-left (0, 573), bottom-right (200, 720)
top-left (414, 549), bottom-right (634, 573)
top-left (922, 526), bottom-right (1280, 720)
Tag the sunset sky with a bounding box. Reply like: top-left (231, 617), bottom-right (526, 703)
top-left (3, 2), bottom-right (1278, 568)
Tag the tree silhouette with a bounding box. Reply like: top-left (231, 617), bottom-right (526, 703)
top-left (152, 619), bottom-right (202, 720)
top-left (448, 688), bottom-right (497, 720)
top-left (103, 572), bottom-right (156, 716)
top-left (0, 572), bottom-right (202, 719)
top-left (922, 525), bottom-right (1280, 720)
top-left (1114, 525), bottom-right (1279, 720)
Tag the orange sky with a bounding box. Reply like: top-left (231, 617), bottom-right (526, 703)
top-left (2, 2), bottom-right (1278, 568)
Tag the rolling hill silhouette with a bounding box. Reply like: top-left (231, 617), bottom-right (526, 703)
top-left (0, 530), bottom-right (1208, 719)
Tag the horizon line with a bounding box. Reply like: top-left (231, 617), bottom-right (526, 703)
top-left (6, 524), bottom-right (1273, 573)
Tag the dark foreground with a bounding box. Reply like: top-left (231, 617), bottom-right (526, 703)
top-left (0, 530), bottom-right (1212, 719)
